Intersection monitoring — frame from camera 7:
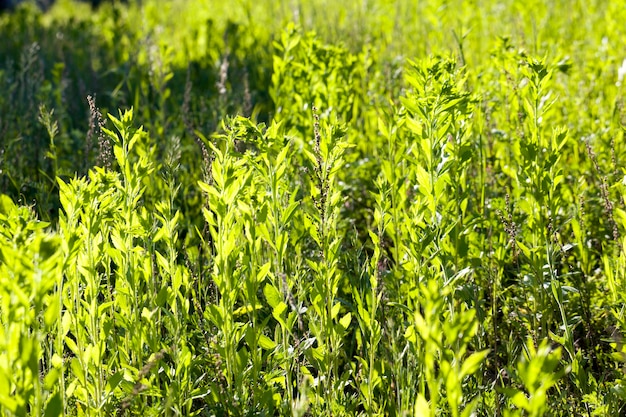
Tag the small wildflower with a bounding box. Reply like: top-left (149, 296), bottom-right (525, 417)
top-left (217, 55), bottom-right (229, 98)
top-left (617, 58), bottom-right (626, 87)
top-left (87, 95), bottom-right (111, 169)
top-left (498, 193), bottom-right (519, 260)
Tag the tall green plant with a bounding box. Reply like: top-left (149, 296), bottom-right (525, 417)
top-left (0, 195), bottom-right (63, 417)
top-left (302, 109), bottom-right (353, 413)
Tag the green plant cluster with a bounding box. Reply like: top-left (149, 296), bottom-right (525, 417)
top-left (1, 0), bottom-right (626, 415)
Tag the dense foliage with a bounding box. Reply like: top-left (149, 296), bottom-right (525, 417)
top-left (1, 0), bottom-right (626, 415)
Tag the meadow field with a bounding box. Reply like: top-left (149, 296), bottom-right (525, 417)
top-left (1, 0), bottom-right (626, 415)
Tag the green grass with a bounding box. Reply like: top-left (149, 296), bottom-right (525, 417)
top-left (1, 0), bottom-right (626, 415)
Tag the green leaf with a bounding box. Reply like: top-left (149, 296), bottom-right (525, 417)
top-left (339, 312), bottom-right (352, 331)
top-left (311, 345), bottom-right (326, 362)
top-left (44, 296), bottom-right (60, 328)
top-left (97, 301), bottom-right (114, 316)
top-left (368, 229), bottom-right (379, 246)
top-left (43, 392), bottom-right (62, 417)
top-left (414, 394), bottom-right (431, 416)
top-left (405, 117), bottom-right (423, 136)
top-left (272, 302), bottom-right (288, 323)
top-left (404, 324), bottom-right (417, 344)
top-left (258, 335), bottom-right (277, 350)
top-left (197, 180), bottom-right (214, 195)
top-left (460, 349), bottom-right (490, 377)
top-left (234, 304), bottom-right (262, 316)
top-left (281, 202), bottom-right (300, 224)
top-left (0, 194), bottom-right (16, 216)
top-left (106, 371), bottom-right (124, 393)
top-left (201, 207), bottom-right (217, 226)
top-left (70, 357), bottom-right (86, 386)
top-left (51, 354), bottom-right (63, 369)
top-left (516, 240), bottom-right (532, 258)
top-left (205, 304), bottom-right (224, 327)
top-left (263, 284), bottom-right (282, 308)
top-left (257, 262), bottom-right (271, 282)
top-left (43, 368), bottom-right (60, 390)
top-left (510, 390), bottom-right (529, 410)
top-left (65, 337), bottom-right (80, 357)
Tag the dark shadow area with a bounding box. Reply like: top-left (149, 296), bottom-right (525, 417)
top-left (0, 2), bottom-right (274, 229)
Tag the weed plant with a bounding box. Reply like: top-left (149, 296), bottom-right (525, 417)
top-left (1, 0), bottom-right (626, 416)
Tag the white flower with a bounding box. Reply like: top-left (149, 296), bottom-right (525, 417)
top-left (617, 58), bottom-right (626, 87)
